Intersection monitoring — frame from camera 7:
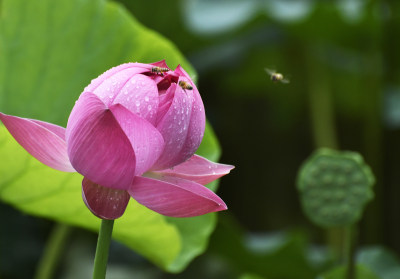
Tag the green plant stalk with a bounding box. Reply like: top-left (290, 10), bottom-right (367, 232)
top-left (306, 48), bottom-right (343, 260)
top-left (93, 219), bottom-right (114, 279)
top-left (345, 225), bottom-right (357, 279)
top-left (34, 223), bottom-right (71, 279)
top-left (306, 51), bottom-right (338, 151)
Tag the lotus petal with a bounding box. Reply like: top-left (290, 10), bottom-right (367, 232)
top-left (0, 113), bottom-right (74, 172)
top-left (109, 104), bottom-right (164, 176)
top-left (154, 155), bottom-right (234, 185)
top-left (129, 176), bottom-right (227, 217)
top-left (66, 92), bottom-right (136, 190)
top-left (82, 177), bottom-right (130, 220)
top-left (112, 74), bottom-right (159, 125)
top-left (85, 62), bottom-right (152, 94)
top-left (153, 78), bottom-right (205, 170)
top-left (150, 60), bottom-right (170, 69)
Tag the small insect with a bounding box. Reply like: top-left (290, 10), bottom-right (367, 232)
top-left (265, 68), bottom-right (290, 84)
top-left (179, 80), bottom-right (193, 90)
top-left (151, 66), bottom-right (170, 75)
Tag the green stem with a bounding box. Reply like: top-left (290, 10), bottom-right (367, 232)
top-left (93, 219), bottom-right (114, 279)
top-left (306, 48), bottom-right (338, 150)
top-left (34, 223), bottom-right (71, 279)
top-left (345, 225), bottom-right (357, 279)
top-left (306, 47), bottom-right (342, 260)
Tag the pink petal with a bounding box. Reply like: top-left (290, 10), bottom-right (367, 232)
top-left (0, 113), bottom-right (74, 172)
top-left (82, 177), bottom-right (130, 220)
top-left (150, 60), bottom-right (170, 69)
top-left (129, 176), bottom-right (227, 217)
top-left (176, 77), bottom-right (206, 163)
top-left (153, 77), bottom-right (205, 170)
top-left (109, 104), bottom-right (164, 176)
top-left (89, 67), bottom-right (151, 107)
top-left (174, 64), bottom-right (192, 80)
top-left (112, 74), bottom-right (159, 125)
top-left (85, 63), bottom-right (152, 94)
top-left (154, 155), bottom-right (234, 185)
top-left (66, 92), bottom-right (136, 190)
top-left (156, 83), bottom-right (176, 122)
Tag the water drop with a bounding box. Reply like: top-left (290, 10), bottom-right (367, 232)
top-left (145, 96), bottom-right (149, 102)
top-left (135, 100), bottom-right (140, 107)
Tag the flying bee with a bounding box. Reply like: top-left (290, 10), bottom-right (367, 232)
top-left (151, 66), bottom-right (169, 75)
top-left (179, 80), bottom-right (193, 90)
top-left (265, 68), bottom-right (290, 84)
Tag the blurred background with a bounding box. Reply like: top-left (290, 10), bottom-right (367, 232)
top-left (2, 0), bottom-right (400, 278)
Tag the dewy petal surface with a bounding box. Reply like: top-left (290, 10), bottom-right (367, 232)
top-left (85, 63), bottom-right (152, 94)
top-left (176, 76), bottom-right (206, 163)
top-left (112, 74), bottom-right (159, 125)
top-left (109, 104), bottom-right (164, 176)
top-left (129, 176), bottom-right (227, 217)
top-left (153, 77), bottom-right (205, 170)
top-left (82, 177), bottom-right (130, 220)
top-left (154, 155), bottom-right (234, 185)
top-left (66, 92), bottom-right (136, 190)
top-left (89, 67), bottom-right (150, 107)
top-left (0, 113), bottom-right (75, 172)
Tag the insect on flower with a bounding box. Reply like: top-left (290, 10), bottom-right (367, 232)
top-left (265, 68), bottom-right (290, 84)
top-left (151, 66), bottom-right (169, 75)
top-left (179, 80), bottom-right (193, 90)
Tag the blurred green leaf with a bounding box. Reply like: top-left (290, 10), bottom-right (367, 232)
top-left (197, 122), bottom-right (221, 162)
top-left (0, 0), bottom-right (221, 272)
top-left (208, 215), bottom-right (318, 279)
top-left (0, 0), bottom-right (195, 126)
top-left (318, 264), bottom-right (379, 279)
top-left (357, 246), bottom-right (400, 279)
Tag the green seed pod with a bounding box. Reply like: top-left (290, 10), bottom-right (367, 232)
top-left (297, 148), bottom-right (375, 228)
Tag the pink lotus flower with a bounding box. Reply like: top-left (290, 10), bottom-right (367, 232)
top-left (0, 61), bottom-right (233, 219)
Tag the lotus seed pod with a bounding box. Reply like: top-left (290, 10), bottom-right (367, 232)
top-left (297, 148), bottom-right (375, 228)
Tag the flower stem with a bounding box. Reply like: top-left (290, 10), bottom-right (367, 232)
top-left (93, 219), bottom-right (114, 279)
top-left (345, 225), bottom-right (357, 279)
top-left (306, 47), bottom-right (338, 150)
top-left (34, 223), bottom-right (71, 279)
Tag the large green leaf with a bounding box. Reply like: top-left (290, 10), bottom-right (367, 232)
top-left (0, 0), bottom-right (222, 272)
